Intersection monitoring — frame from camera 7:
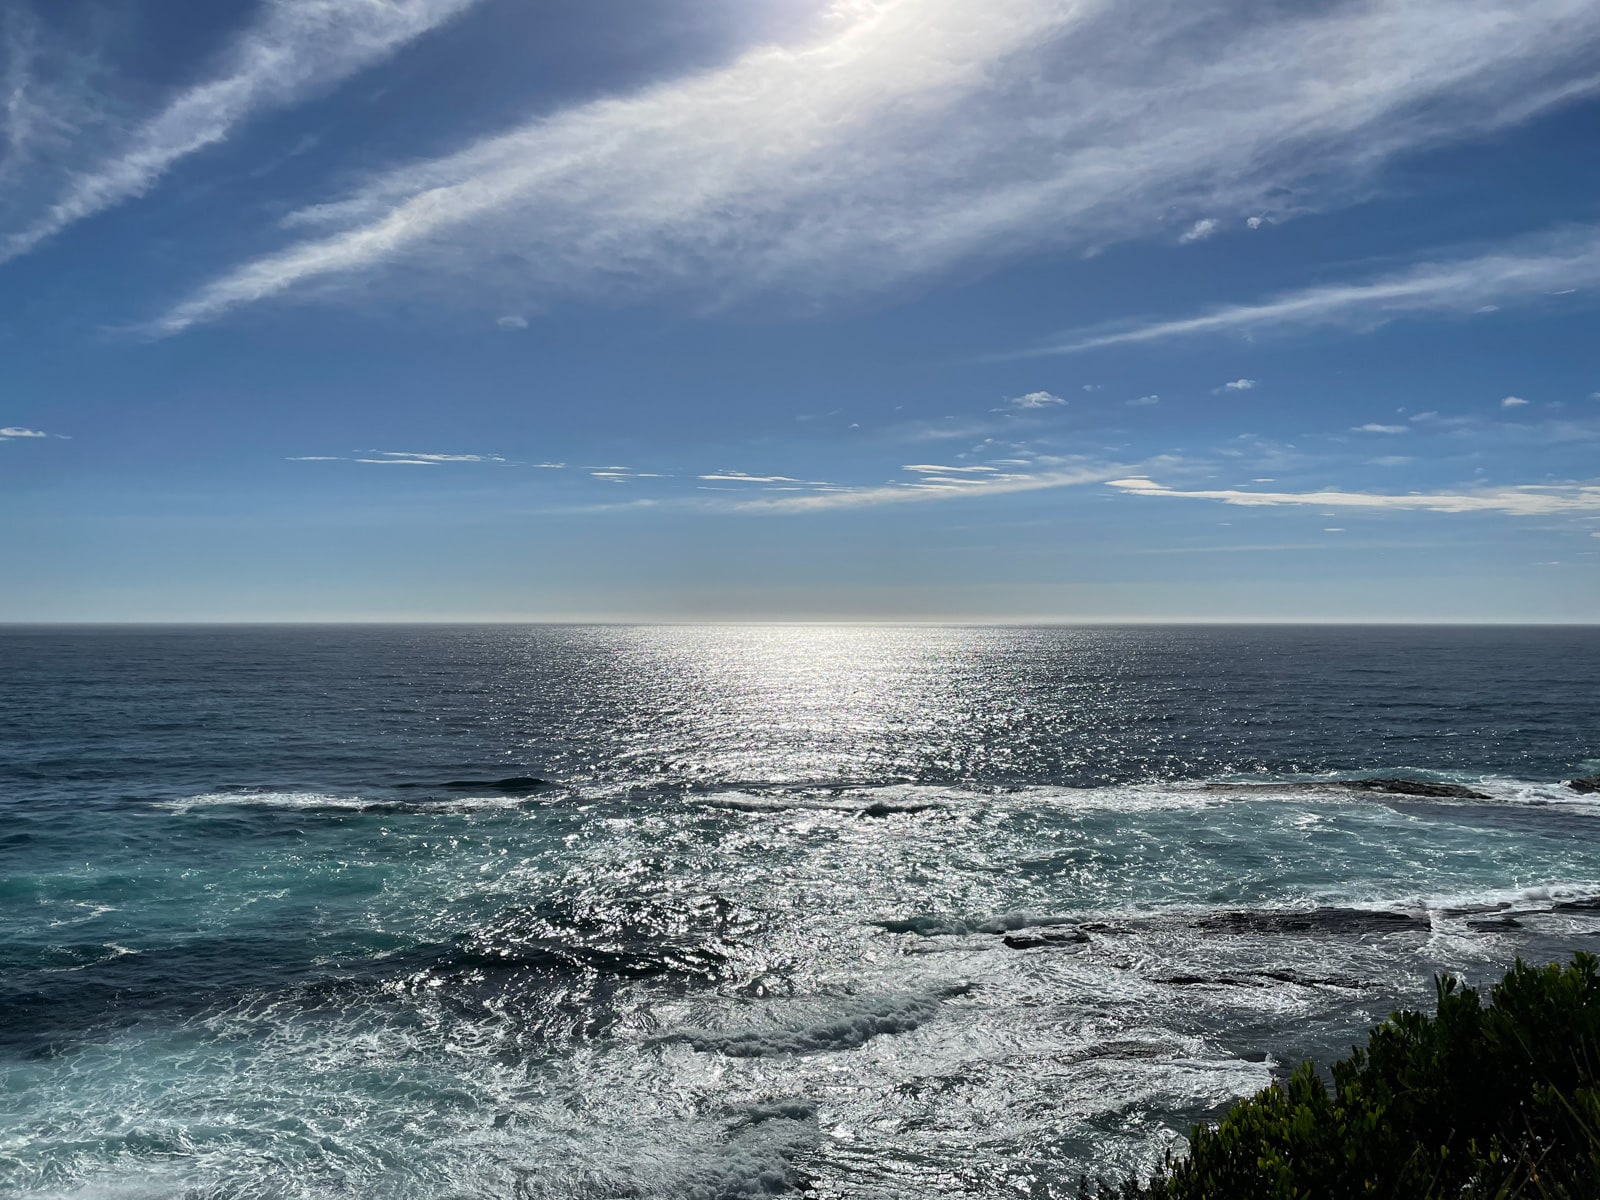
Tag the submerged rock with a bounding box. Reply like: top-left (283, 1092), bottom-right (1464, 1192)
top-left (1193, 907), bottom-right (1430, 936)
top-left (1001, 927), bottom-right (1090, 950)
top-left (1567, 774), bottom-right (1600, 795)
top-left (438, 776), bottom-right (547, 793)
top-left (1553, 896), bottom-right (1600, 912)
top-left (1342, 777), bottom-right (1490, 800)
top-left (858, 799), bottom-right (939, 817)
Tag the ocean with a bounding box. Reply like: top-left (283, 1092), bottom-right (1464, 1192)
top-left (3, 624), bottom-right (1598, 1198)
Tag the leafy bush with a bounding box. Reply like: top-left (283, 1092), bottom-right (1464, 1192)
top-left (1100, 953), bottom-right (1600, 1199)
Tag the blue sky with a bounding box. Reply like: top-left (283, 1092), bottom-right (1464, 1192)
top-left (2, 0), bottom-right (1598, 621)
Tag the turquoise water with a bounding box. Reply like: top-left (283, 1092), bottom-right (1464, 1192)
top-left (3, 625), bottom-right (1598, 1197)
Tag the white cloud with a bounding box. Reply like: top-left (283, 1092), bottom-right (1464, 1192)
top-left (1127, 394), bottom-right (1160, 407)
top-left (1, 0), bottom-right (477, 265)
top-left (0, 12), bottom-right (117, 200)
top-left (903, 464), bottom-right (1000, 473)
top-left (1501, 395), bottom-right (1529, 407)
top-left (1353, 423), bottom-right (1408, 434)
top-left (1006, 390), bottom-right (1065, 408)
top-left (496, 314), bottom-right (529, 329)
top-left (1109, 477), bottom-right (1600, 517)
top-left (316, 449), bottom-right (504, 464)
top-left (1246, 216), bottom-right (1264, 229)
top-left (372, 450), bottom-right (504, 462)
top-left (1029, 224), bottom-right (1600, 355)
top-left (145, 0), bottom-right (1600, 333)
top-left (1222, 378), bottom-right (1256, 390)
top-left (738, 462), bottom-right (1120, 513)
top-left (0, 425), bottom-right (48, 439)
top-left (1179, 217), bottom-right (1220, 243)
top-left (699, 471), bottom-right (802, 482)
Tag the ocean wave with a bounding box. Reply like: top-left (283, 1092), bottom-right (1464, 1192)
top-left (664, 984), bottom-right (970, 1058)
top-left (697, 784), bottom-right (948, 816)
top-left (157, 790), bottom-right (537, 814)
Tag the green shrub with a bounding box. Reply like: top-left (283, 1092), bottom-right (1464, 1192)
top-left (1119, 953), bottom-right (1600, 1199)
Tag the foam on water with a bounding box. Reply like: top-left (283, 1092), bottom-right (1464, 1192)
top-left (158, 789), bottom-right (540, 814)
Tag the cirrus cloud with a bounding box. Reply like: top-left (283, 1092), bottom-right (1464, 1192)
top-left (1109, 477), bottom-right (1600, 517)
top-left (144, 0), bottom-right (1600, 334)
top-left (1027, 224), bottom-right (1600, 355)
top-left (1, 0), bottom-right (479, 266)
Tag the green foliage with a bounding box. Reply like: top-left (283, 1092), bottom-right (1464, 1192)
top-left (1125, 953), bottom-right (1600, 1199)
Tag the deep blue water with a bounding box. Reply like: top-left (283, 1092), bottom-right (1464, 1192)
top-left (2, 625), bottom-right (1598, 1198)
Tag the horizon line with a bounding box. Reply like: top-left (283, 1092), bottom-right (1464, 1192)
top-left (2, 619), bottom-right (1597, 629)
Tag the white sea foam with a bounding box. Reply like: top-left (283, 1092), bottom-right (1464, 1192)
top-left (157, 790), bottom-right (532, 814)
top-left (666, 985), bottom-right (968, 1058)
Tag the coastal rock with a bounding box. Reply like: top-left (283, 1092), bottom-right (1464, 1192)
top-left (1002, 928), bottom-right (1090, 950)
top-left (859, 799), bottom-right (939, 817)
top-left (1342, 777), bottom-right (1490, 800)
top-left (1553, 897), bottom-right (1600, 912)
top-left (1193, 907), bottom-right (1430, 936)
top-left (1567, 774), bottom-right (1600, 795)
top-left (439, 776), bottom-right (547, 793)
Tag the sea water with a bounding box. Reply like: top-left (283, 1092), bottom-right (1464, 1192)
top-left (2, 624), bottom-right (1598, 1198)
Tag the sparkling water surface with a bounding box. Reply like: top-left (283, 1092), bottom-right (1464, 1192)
top-left (2, 625), bottom-right (1598, 1198)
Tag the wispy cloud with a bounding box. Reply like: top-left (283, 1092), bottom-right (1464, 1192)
top-left (1220, 378), bottom-right (1256, 391)
top-left (1353, 423), bottom-right (1408, 434)
top-left (1, 0), bottom-right (476, 265)
top-left (0, 425), bottom-right (48, 439)
top-left (292, 449), bottom-right (504, 464)
top-left (1028, 224), bottom-right (1600, 354)
top-left (589, 466), bottom-right (664, 482)
top-left (1179, 217), bottom-right (1220, 243)
top-left (1005, 390), bottom-right (1065, 409)
top-left (0, 12), bottom-right (117, 201)
top-left (1501, 395), bottom-right (1529, 407)
top-left (370, 450), bottom-right (505, 462)
top-left (735, 461), bottom-right (1122, 513)
top-left (146, 0), bottom-right (1600, 333)
top-left (698, 471), bottom-right (802, 483)
top-left (1109, 477), bottom-right (1600, 517)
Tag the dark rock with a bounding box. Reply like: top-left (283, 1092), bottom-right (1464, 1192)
top-left (1343, 777), bottom-right (1490, 800)
top-left (1467, 917), bottom-right (1523, 931)
top-left (1193, 907), bottom-right (1430, 936)
top-left (1001, 928), bottom-right (1090, 950)
top-left (1156, 970), bottom-right (1366, 990)
top-left (859, 800), bottom-right (937, 817)
top-left (1553, 897), bottom-right (1600, 912)
top-left (1254, 969), bottom-right (1368, 989)
top-left (1567, 774), bottom-right (1600, 795)
top-left (439, 776), bottom-right (547, 793)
